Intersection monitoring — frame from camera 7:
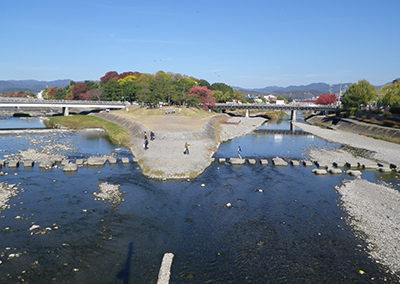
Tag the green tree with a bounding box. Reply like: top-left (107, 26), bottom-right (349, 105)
top-left (121, 81), bottom-right (138, 102)
top-left (103, 79), bottom-right (121, 101)
top-left (85, 80), bottom-right (99, 90)
top-left (198, 79), bottom-right (210, 88)
top-left (381, 81), bottom-right (400, 108)
top-left (55, 88), bottom-right (64, 100)
top-left (212, 90), bottom-right (226, 103)
top-left (341, 80), bottom-right (376, 108)
top-left (210, 83), bottom-right (233, 96)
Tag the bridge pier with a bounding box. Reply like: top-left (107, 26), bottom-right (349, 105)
top-left (62, 107), bottom-right (69, 116)
top-left (290, 122), bottom-right (295, 132)
top-left (290, 110), bottom-right (296, 121)
top-left (246, 109), bottom-right (249, 118)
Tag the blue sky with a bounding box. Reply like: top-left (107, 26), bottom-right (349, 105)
top-left (1, 0), bottom-right (399, 88)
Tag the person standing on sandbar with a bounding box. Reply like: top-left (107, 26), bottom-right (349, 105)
top-left (184, 142), bottom-right (190, 155)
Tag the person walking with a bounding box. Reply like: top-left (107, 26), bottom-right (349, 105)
top-left (184, 142), bottom-right (190, 155)
top-left (150, 131), bottom-right (155, 141)
top-left (144, 131), bottom-right (147, 140)
top-left (238, 146), bottom-right (242, 159)
top-left (144, 138), bottom-right (149, 150)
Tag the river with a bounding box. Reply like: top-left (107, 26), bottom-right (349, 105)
top-left (0, 115), bottom-right (399, 283)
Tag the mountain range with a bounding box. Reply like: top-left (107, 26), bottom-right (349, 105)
top-left (0, 79), bottom-right (72, 93)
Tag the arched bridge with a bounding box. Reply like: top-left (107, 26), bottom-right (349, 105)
top-left (0, 98), bottom-right (127, 116)
top-left (214, 103), bottom-right (337, 120)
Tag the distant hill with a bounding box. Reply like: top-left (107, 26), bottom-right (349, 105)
top-left (233, 81), bottom-right (394, 100)
top-left (234, 82), bottom-right (353, 94)
top-left (233, 82), bottom-right (354, 100)
top-left (0, 79), bottom-right (72, 93)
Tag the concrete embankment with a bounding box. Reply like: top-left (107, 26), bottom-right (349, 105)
top-left (306, 115), bottom-right (400, 140)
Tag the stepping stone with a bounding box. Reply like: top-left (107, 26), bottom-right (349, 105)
top-left (290, 160), bottom-right (300, 166)
top-left (8, 161), bottom-right (19, 168)
top-left (76, 159), bottom-right (84, 166)
top-left (378, 167), bottom-right (392, 173)
top-left (272, 157), bottom-right (287, 166)
top-left (0, 159), bottom-right (4, 167)
top-left (303, 161), bottom-right (313, 167)
top-left (61, 159), bottom-right (69, 166)
top-left (260, 159), bottom-right (268, 165)
top-left (362, 163), bottom-right (378, 170)
top-left (39, 160), bottom-right (54, 169)
top-left (63, 163), bottom-right (78, 172)
top-left (22, 160), bottom-right (34, 168)
top-left (87, 157), bottom-right (107, 166)
top-left (219, 158), bottom-right (226, 163)
top-left (121, 157), bottom-right (130, 164)
top-left (333, 162), bottom-right (345, 168)
top-left (133, 158), bottom-right (139, 163)
top-left (315, 161), bottom-right (328, 169)
top-left (312, 169), bottom-right (327, 175)
top-left (345, 162), bottom-right (358, 169)
top-left (346, 170), bottom-right (362, 177)
top-left (210, 158), bottom-right (215, 163)
top-left (248, 159), bottom-right (256, 165)
top-left (328, 168), bottom-right (342, 174)
top-left (229, 158), bottom-right (245, 165)
top-left (108, 157), bottom-right (117, 164)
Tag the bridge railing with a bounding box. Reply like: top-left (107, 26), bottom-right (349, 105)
top-left (0, 98), bottom-right (126, 105)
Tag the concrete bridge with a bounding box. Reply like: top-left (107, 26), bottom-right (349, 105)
top-left (214, 103), bottom-right (337, 121)
top-left (0, 98), bottom-right (127, 116)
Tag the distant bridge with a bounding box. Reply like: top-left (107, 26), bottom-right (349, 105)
top-left (214, 103), bottom-right (337, 121)
top-left (253, 129), bottom-right (314, 136)
top-left (0, 98), bottom-right (127, 116)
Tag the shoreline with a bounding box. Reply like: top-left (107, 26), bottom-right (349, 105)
top-left (293, 121), bottom-right (400, 275)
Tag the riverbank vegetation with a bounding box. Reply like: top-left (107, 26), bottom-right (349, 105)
top-left (119, 105), bottom-right (215, 119)
top-left (47, 115), bottom-right (132, 147)
top-left (34, 70), bottom-right (248, 110)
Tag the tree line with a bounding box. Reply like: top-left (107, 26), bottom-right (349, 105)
top-left (37, 70), bottom-right (247, 109)
top-left (340, 79), bottom-right (400, 114)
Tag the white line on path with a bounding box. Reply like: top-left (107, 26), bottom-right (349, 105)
top-left (157, 253), bottom-right (174, 284)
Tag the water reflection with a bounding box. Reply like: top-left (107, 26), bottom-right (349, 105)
top-left (0, 116), bottom-right (46, 129)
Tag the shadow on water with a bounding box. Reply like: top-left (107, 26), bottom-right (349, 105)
top-left (117, 242), bottom-right (133, 284)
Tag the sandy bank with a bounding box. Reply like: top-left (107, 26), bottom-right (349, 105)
top-left (130, 115), bottom-right (266, 179)
top-left (94, 112), bottom-right (266, 179)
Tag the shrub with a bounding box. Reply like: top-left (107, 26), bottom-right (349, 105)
top-left (349, 107), bottom-right (357, 117)
top-left (383, 120), bottom-right (396, 127)
top-left (390, 104), bottom-right (400, 114)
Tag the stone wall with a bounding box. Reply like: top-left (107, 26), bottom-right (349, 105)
top-left (307, 115), bottom-right (400, 139)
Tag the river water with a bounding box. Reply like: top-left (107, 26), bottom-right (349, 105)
top-left (0, 115), bottom-right (399, 283)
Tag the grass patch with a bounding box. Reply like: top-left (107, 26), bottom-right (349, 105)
top-left (151, 170), bottom-right (165, 176)
top-left (116, 105), bottom-right (215, 120)
top-left (189, 171), bottom-right (199, 179)
top-left (142, 165), bottom-right (150, 174)
top-left (360, 133), bottom-right (400, 145)
top-left (48, 115), bottom-right (132, 147)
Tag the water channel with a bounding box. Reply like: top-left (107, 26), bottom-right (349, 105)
top-left (0, 115), bottom-right (399, 283)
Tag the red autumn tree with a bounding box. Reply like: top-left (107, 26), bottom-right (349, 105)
top-left (100, 71), bottom-right (119, 84)
top-left (48, 87), bottom-right (58, 100)
top-left (81, 89), bottom-right (101, 100)
top-left (315, 94), bottom-right (338, 105)
top-left (188, 86), bottom-right (216, 109)
top-left (72, 82), bottom-right (88, 100)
